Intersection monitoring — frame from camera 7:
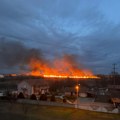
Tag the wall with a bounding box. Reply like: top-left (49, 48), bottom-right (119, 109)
top-left (17, 99), bottom-right (74, 108)
top-left (17, 81), bottom-right (32, 95)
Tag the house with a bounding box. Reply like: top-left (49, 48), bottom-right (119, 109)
top-left (108, 84), bottom-right (120, 100)
top-left (18, 79), bottom-right (49, 96)
top-left (0, 81), bottom-right (18, 93)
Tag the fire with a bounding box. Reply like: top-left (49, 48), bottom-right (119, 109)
top-left (27, 55), bottom-right (98, 79)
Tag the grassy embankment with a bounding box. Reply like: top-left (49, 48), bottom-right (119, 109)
top-left (0, 102), bottom-right (120, 120)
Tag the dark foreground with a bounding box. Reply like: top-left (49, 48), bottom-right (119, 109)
top-left (0, 102), bottom-right (120, 120)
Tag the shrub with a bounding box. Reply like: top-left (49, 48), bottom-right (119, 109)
top-left (30, 94), bottom-right (37, 100)
top-left (17, 92), bottom-right (25, 99)
top-left (39, 94), bottom-right (47, 101)
top-left (50, 95), bottom-right (56, 102)
top-left (63, 98), bottom-right (66, 103)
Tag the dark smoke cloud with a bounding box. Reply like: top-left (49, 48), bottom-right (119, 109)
top-left (0, 38), bottom-right (44, 73)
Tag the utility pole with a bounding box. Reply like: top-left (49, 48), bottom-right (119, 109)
top-left (113, 63), bottom-right (117, 85)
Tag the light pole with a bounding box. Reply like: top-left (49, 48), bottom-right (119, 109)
top-left (75, 84), bottom-right (80, 108)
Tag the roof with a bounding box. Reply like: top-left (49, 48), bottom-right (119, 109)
top-left (0, 81), bottom-right (18, 90)
top-left (65, 87), bottom-right (76, 92)
top-left (108, 85), bottom-right (120, 89)
top-left (21, 79), bottom-right (49, 87)
top-left (110, 91), bottom-right (120, 98)
top-left (0, 81), bottom-right (18, 87)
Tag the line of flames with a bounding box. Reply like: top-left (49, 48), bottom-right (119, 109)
top-left (42, 74), bottom-right (99, 79)
top-left (27, 57), bottom-right (99, 79)
top-left (26, 72), bottom-right (99, 79)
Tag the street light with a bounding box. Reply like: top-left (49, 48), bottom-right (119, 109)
top-left (75, 84), bottom-right (80, 108)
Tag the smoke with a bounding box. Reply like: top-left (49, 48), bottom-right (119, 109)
top-left (0, 37), bottom-right (44, 73)
top-left (0, 37), bottom-right (93, 75)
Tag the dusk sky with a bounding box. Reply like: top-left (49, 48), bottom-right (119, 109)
top-left (0, 0), bottom-right (120, 74)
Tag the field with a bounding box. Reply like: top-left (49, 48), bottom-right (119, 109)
top-left (0, 102), bottom-right (120, 120)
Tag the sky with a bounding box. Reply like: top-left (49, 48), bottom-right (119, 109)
top-left (0, 0), bottom-right (120, 74)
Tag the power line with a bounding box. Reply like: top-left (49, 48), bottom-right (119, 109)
top-left (112, 63), bottom-right (117, 85)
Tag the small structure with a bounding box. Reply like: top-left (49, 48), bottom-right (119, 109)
top-left (111, 98), bottom-right (120, 108)
top-left (18, 79), bottom-right (49, 96)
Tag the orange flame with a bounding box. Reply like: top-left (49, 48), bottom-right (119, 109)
top-left (27, 55), bottom-right (98, 79)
